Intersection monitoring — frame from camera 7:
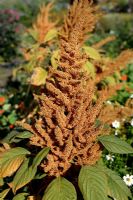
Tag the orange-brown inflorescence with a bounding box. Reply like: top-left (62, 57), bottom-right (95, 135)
top-left (95, 49), bottom-right (133, 83)
top-left (22, 3), bottom-right (56, 65)
top-left (92, 35), bottom-right (116, 49)
top-left (33, 2), bottom-right (56, 43)
top-left (17, 0), bottom-right (133, 177)
top-left (99, 99), bottom-right (133, 125)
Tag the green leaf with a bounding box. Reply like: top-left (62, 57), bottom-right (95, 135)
top-left (1, 116), bottom-right (7, 126)
top-left (11, 148), bottom-right (49, 193)
top-left (98, 135), bottom-right (133, 154)
top-left (2, 104), bottom-right (11, 111)
top-left (28, 28), bottom-right (38, 41)
top-left (1, 130), bottom-right (32, 143)
top-left (78, 165), bottom-right (107, 200)
top-left (16, 131), bottom-right (32, 139)
top-left (83, 61), bottom-right (95, 78)
top-left (44, 28), bottom-right (58, 43)
top-left (8, 111), bottom-right (17, 124)
top-left (30, 67), bottom-right (48, 86)
top-left (34, 173), bottom-right (46, 180)
top-left (104, 168), bottom-right (132, 200)
top-left (105, 76), bottom-right (116, 86)
top-left (114, 71), bottom-right (121, 80)
top-left (1, 130), bottom-right (19, 143)
top-left (32, 147), bottom-right (50, 169)
top-left (0, 147), bottom-right (30, 178)
top-left (0, 147), bottom-right (30, 163)
top-left (51, 50), bottom-right (60, 69)
top-left (0, 188), bottom-right (10, 199)
top-left (12, 193), bottom-right (28, 200)
top-left (42, 177), bottom-right (77, 200)
top-left (0, 178), bottom-right (4, 186)
top-left (95, 163), bottom-right (132, 200)
top-left (11, 159), bottom-right (35, 193)
top-left (82, 46), bottom-right (101, 60)
top-left (0, 155), bottom-right (25, 178)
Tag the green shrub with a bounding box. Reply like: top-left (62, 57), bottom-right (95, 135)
top-left (0, 9), bottom-right (21, 61)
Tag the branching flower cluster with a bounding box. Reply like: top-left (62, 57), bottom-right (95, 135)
top-left (18, 0), bottom-right (133, 177)
top-left (99, 98), bottom-right (133, 125)
top-left (33, 2), bottom-right (56, 43)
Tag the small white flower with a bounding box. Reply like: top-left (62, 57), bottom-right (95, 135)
top-left (130, 94), bottom-right (133, 98)
top-left (110, 30), bottom-right (115, 35)
top-left (115, 130), bottom-right (118, 136)
top-left (112, 120), bottom-right (120, 129)
top-left (130, 119), bottom-right (133, 127)
top-left (106, 154), bottom-right (115, 162)
top-left (106, 100), bottom-right (112, 105)
top-left (123, 174), bottom-right (133, 187)
top-left (9, 94), bottom-right (14, 98)
top-left (14, 104), bottom-right (19, 109)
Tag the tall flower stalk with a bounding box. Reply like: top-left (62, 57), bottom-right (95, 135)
top-left (18, 0), bottom-right (133, 178)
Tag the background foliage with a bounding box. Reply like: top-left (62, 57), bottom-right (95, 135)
top-left (0, 0), bottom-right (133, 199)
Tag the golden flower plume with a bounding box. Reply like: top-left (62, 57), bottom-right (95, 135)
top-left (33, 2), bottom-right (56, 43)
top-left (17, 0), bottom-right (132, 177)
top-left (95, 49), bottom-right (133, 83)
top-left (99, 99), bottom-right (133, 125)
top-left (92, 35), bottom-right (116, 49)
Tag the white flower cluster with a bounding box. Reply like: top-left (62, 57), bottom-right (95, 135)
top-left (130, 119), bottom-right (133, 127)
top-left (112, 120), bottom-right (120, 129)
top-left (130, 94), bottom-right (133, 98)
top-left (106, 154), bottom-right (115, 162)
top-left (106, 100), bottom-right (112, 105)
top-left (115, 130), bottom-right (118, 136)
top-left (123, 174), bottom-right (133, 187)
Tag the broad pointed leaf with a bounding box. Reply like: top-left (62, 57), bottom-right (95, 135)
top-left (1, 130), bottom-right (20, 143)
top-left (95, 163), bottom-right (132, 200)
top-left (3, 104), bottom-right (11, 111)
top-left (44, 29), bottom-right (58, 42)
top-left (105, 76), bottom-right (116, 86)
top-left (34, 173), bottom-right (46, 180)
top-left (0, 188), bottom-right (10, 199)
top-left (42, 177), bottom-right (77, 200)
top-left (98, 135), bottom-right (133, 154)
top-left (11, 159), bottom-right (35, 193)
top-left (30, 67), bottom-right (48, 86)
top-left (28, 28), bottom-right (38, 41)
top-left (0, 178), bottom-right (4, 186)
top-left (82, 46), bottom-right (101, 60)
top-left (15, 131), bottom-right (32, 139)
top-left (0, 147), bottom-right (30, 178)
top-left (32, 147), bottom-right (50, 169)
top-left (83, 61), bottom-right (95, 78)
top-left (104, 168), bottom-right (132, 200)
top-left (78, 165), bottom-right (107, 200)
top-left (0, 155), bottom-right (25, 178)
top-left (1, 130), bottom-right (32, 144)
top-left (51, 50), bottom-right (60, 68)
top-left (12, 193), bottom-right (28, 200)
top-left (11, 148), bottom-right (49, 193)
top-left (0, 147), bottom-right (30, 161)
